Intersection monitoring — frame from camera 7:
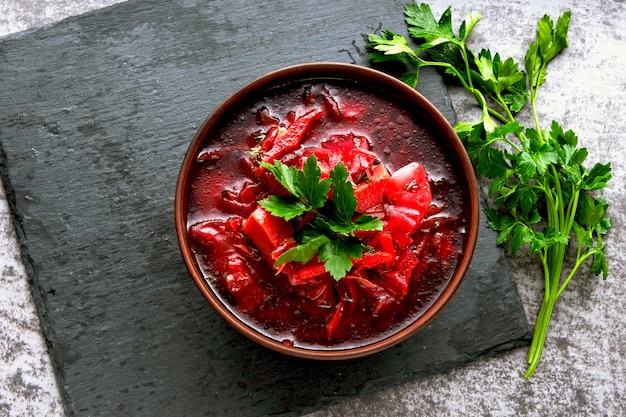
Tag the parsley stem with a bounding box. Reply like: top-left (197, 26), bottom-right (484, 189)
top-left (528, 235), bottom-right (566, 378)
top-left (551, 167), bottom-right (565, 230)
top-left (541, 180), bottom-right (557, 227)
top-left (555, 187), bottom-right (583, 298)
top-left (539, 248), bottom-right (550, 300)
top-left (486, 106), bottom-right (510, 125)
top-left (564, 189), bottom-right (580, 235)
top-left (422, 60), bottom-right (471, 90)
top-left (459, 42), bottom-right (474, 90)
top-left (556, 250), bottom-right (593, 298)
top-left (491, 91), bottom-right (516, 124)
top-left (525, 293), bottom-right (556, 378)
top-left (530, 64), bottom-right (549, 145)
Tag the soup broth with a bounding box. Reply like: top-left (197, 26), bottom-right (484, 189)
top-left (185, 79), bottom-right (469, 350)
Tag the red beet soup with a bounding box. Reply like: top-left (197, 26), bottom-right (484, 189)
top-left (183, 75), bottom-right (473, 351)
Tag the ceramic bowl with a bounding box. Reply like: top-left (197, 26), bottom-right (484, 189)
top-left (175, 62), bottom-right (479, 360)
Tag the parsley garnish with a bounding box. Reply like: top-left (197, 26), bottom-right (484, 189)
top-left (367, 4), bottom-right (612, 378)
top-left (259, 155), bottom-right (382, 280)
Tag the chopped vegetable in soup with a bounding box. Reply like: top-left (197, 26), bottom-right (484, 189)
top-left (186, 80), bottom-right (469, 349)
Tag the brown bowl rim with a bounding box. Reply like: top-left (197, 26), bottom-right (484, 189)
top-left (175, 62), bottom-right (480, 360)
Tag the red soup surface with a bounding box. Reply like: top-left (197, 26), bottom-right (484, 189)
top-left (186, 80), bottom-right (469, 350)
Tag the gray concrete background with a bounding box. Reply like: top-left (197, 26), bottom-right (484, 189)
top-left (1, 1), bottom-right (624, 416)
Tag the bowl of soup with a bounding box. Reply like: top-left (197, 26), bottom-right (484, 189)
top-left (175, 62), bottom-right (479, 359)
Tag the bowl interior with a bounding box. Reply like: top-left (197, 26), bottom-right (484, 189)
top-left (175, 62), bottom-right (479, 360)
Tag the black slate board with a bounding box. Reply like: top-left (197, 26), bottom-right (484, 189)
top-left (0, 1), bottom-right (531, 416)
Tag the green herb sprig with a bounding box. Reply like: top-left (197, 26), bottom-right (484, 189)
top-left (367, 3), bottom-right (611, 378)
top-left (259, 155), bottom-right (382, 280)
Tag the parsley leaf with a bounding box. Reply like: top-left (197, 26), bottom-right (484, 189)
top-left (260, 159), bottom-right (300, 196)
top-left (404, 3), bottom-right (456, 47)
top-left (259, 154), bottom-right (382, 280)
top-left (319, 237), bottom-right (364, 280)
top-left (474, 50), bottom-right (525, 96)
top-left (275, 234), bottom-right (330, 266)
top-left (298, 153), bottom-right (331, 208)
top-left (582, 162), bottom-right (612, 191)
top-left (367, 30), bottom-right (419, 65)
top-left (537, 12), bottom-right (571, 64)
top-left (329, 162), bottom-right (356, 225)
top-left (258, 196), bottom-right (307, 221)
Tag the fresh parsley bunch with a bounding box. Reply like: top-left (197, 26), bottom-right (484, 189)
top-left (259, 155), bottom-right (382, 280)
top-left (367, 3), bottom-right (611, 378)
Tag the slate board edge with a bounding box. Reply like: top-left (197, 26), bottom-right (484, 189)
top-left (0, 141), bottom-right (72, 417)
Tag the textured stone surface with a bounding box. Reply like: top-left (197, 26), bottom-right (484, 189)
top-left (0, 0), bottom-right (625, 416)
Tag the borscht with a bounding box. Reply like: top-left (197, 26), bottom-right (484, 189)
top-left (184, 77), bottom-right (471, 350)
